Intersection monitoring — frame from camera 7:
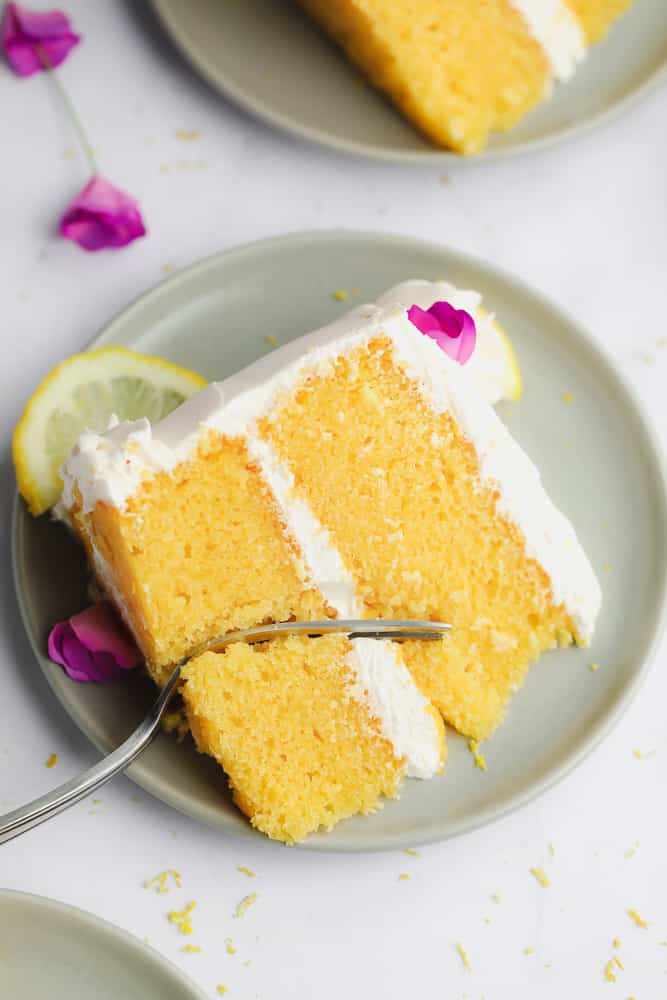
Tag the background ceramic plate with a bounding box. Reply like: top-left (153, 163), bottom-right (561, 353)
top-left (12, 231), bottom-right (667, 851)
top-left (149, 0), bottom-right (667, 163)
top-left (0, 890), bottom-right (208, 1000)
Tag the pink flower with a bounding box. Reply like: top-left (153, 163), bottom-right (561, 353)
top-left (407, 301), bottom-right (477, 365)
top-left (1, 2), bottom-right (80, 77)
top-left (48, 602), bottom-right (141, 683)
top-left (60, 175), bottom-right (147, 251)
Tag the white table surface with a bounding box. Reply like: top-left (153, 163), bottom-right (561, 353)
top-left (1, 3), bottom-right (666, 998)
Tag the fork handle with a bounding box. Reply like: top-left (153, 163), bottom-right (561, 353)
top-left (0, 667), bottom-right (180, 846)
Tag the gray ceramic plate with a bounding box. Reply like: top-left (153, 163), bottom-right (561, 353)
top-left (0, 890), bottom-right (208, 1000)
top-left (149, 0), bottom-right (667, 163)
top-left (12, 231), bottom-right (667, 851)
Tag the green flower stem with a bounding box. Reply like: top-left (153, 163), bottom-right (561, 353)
top-left (36, 44), bottom-right (98, 176)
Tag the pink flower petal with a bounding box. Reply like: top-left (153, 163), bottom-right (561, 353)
top-left (47, 601), bottom-right (141, 683)
top-left (60, 175), bottom-right (147, 251)
top-left (407, 300), bottom-right (477, 366)
top-left (70, 603), bottom-right (141, 669)
top-left (2, 3), bottom-right (80, 77)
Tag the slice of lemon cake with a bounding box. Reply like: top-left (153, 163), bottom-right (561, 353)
top-left (60, 278), bottom-right (600, 753)
top-left (182, 635), bottom-right (443, 843)
top-left (296, 0), bottom-right (634, 153)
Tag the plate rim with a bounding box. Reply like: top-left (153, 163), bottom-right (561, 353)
top-left (12, 229), bottom-right (667, 852)
top-left (149, 0), bottom-right (667, 165)
top-left (0, 888), bottom-right (210, 998)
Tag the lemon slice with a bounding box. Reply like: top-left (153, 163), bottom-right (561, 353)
top-left (13, 346), bottom-right (207, 516)
top-left (468, 309), bottom-right (522, 406)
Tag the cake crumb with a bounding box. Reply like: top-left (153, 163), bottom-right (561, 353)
top-left (144, 869), bottom-right (182, 894)
top-left (234, 893), bottom-right (257, 919)
top-left (562, 392), bottom-right (573, 403)
top-left (333, 290), bottom-right (348, 302)
top-left (168, 901), bottom-right (196, 934)
top-left (403, 848), bottom-right (419, 857)
top-left (181, 944), bottom-right (201, 953)
top-left (468, 739), bottom-right (487, 771)
top-left (175, 129), bottom-right (200, 141)
top-left (604, 960), bottom-right (617, 983)
top-left (243, 959), bottom-right (251, 968)
top-left (398, 873), bottom-right (410, 881)
top-left (46, 753), bottom-right (58, 768)
top-left (590, 662), bottom-right (601, 671)
top-left (530, 867), bottom-right (551, 888)
top-left (657, 338), bottom-right (667, 348)
top-left (264, 334), bottom-right (278, 347)
top-left (455, 942), bottom-right (471, 971)
top-left (225, 937), bottom-right (237, 955)
top-left (237, 866), bottom-right (256, 877)
top-left (216, 987), bottom-right (228, 996)
top-left (627, 908), bottom-right (648, 929)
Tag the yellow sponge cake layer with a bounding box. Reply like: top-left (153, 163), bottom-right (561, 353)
top-left (297, 0), bottom-right (552, 154)
top-left (564, 0), bottom-right (634, 42)
top-left (182, 636), bottom-right (407, 843)
top-left (262, 335), bottom-right (575, 740)
top-left (71, 432), bottom-right (326, 686)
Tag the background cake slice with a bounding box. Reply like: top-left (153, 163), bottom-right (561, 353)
top-left (295, 0), bottom-right (634, 153)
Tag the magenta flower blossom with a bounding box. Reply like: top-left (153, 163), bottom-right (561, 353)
top-left (1, 2), bottom-right (80, 76)
top-left (60, 175), bottom-right (147, 251)
top-left (407, 301), bottom-right (477, 365)
top-left (48, 602), bottom-right (141, 683)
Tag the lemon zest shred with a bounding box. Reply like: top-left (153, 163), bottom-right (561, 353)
top-left (604, 960), bottom-right (616, 983)
top-left (237, 866), bottom-right (256, 877)
top-left (403, 848), bottom-right (419, 857)
top-left (333, 289), bottom-right (348, 302)
top-left (455, 942), bottom-right (471, 971)
top-left (46, 753), bottom-right (58, 768)
top-left (144, 869), bottom-right (183, 894)
top-left (627, 908), bottom-right (649, 929)
top-left (590, 662), bottom-right (601, 672)
top-left (613, 938), bottom-right (621, 949)
top-left (168, 900), bottom-right (196, 935)
top-left (234, 893), bottom-right (257, 919)
top-left (216, 986), bottom-right (228, 996)
top-left (181, 944), bottom-right (201, 953)
top-left (524, 947), bottom-right (534, 955)
top-left (264, 335), bottom-right (278, 347)
top-left (530, 867), bottom-right (551, 888)
top-left (225, 937), bottom-right (237, 955)
top-left (562, 391), bottom-right (573, 403)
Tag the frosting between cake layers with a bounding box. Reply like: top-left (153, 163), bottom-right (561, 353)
top-left (509, 0), bottom-right (587, 81)
top-left (60, 279), bottom-right (601, 648)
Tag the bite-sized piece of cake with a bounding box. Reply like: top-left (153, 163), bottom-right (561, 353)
top-left (60, 278), bottom-right (600, 753)
top-left (182, 635), bottom-right (444, 843)
top-left (296, 0), bottom-right (635, 153)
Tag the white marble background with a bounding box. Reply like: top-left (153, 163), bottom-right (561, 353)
top-left (1, 3), bottom-right (666, 998)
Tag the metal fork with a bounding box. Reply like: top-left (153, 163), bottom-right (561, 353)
top-left (0, 619), bottom-right (449, 845)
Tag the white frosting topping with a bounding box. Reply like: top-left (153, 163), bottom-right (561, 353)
top-left (509, 0), bottom-right (587, 81)
top-left (346, 639), bottom-right (441, 779)
top-left (61, 280), bottom-right (600, 768)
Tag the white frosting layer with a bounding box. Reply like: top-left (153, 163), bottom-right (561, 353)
top-left (509, 0), bottom-right (587, 81)
top-left (61, 280), bottom-right (601, 767)
top-left (346, 640), bottom-right (442, 780)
